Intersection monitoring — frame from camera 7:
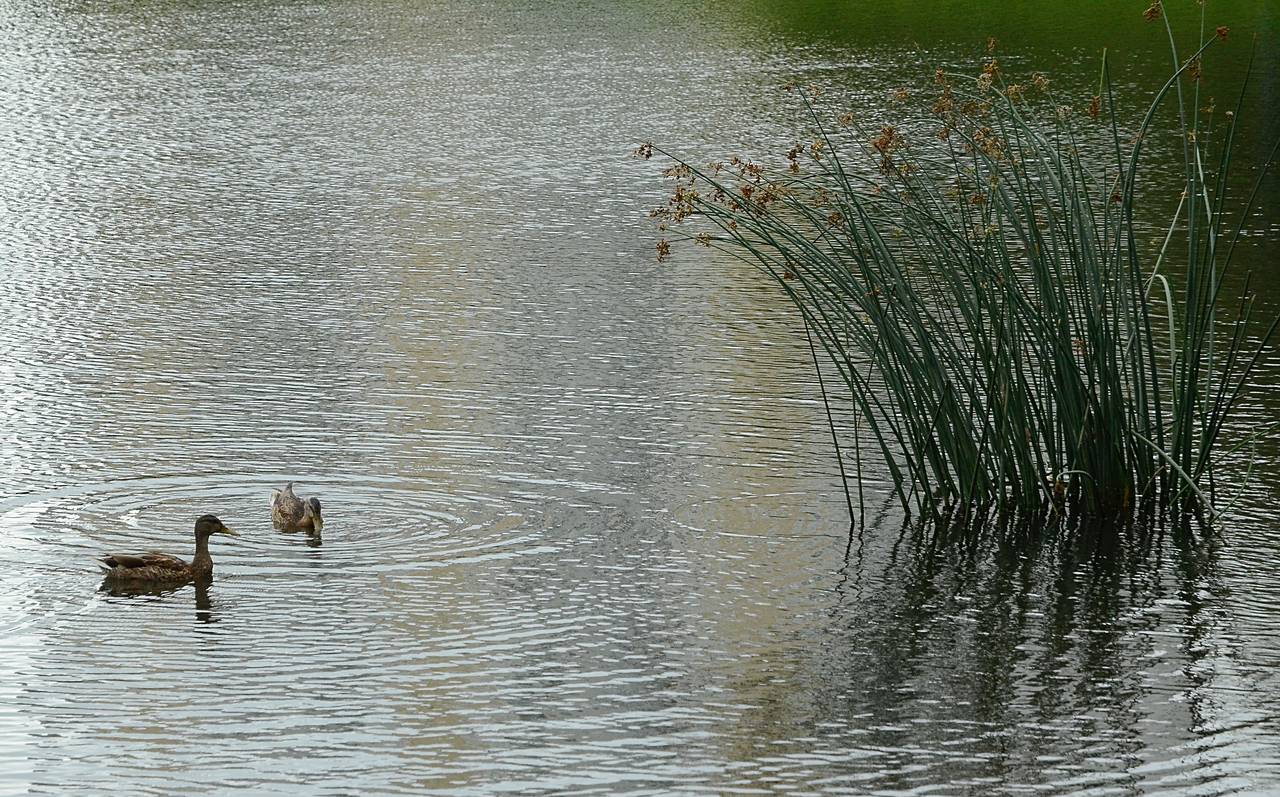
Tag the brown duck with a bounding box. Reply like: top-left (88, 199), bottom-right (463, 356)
top-left (99, 514), bottom-right (240, 584)
top-left (271, 482), bottom-right (323, 531)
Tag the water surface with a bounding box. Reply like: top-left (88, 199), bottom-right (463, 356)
top-left (1, 1), bottom-right (1279, 794)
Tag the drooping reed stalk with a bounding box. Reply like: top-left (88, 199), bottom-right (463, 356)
top-left (644, 10), bottom-right (1277, 525)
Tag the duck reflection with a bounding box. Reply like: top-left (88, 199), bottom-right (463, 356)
top-left (98, 574), bottom-right (219, 624)
top-left (193, 577), bottom-right (214, 623)
top-left (275, 526), bottom-right (323, 548)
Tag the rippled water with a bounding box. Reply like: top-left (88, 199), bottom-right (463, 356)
top-left (2, 1), bottom-right (1279, 794)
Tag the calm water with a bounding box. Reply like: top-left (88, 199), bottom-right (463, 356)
top-left (2, 2), bottom-right (1279, 794)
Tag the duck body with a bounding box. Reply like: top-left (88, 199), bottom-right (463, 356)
top-left (100, 551), bottom-right (202, 583)
top-left (271, 482), bottom-right (323, 531)
top-left (99, 514), bottom-right (239, 585)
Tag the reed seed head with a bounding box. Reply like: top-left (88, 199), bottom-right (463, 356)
top-left (655, 239), bottom-right (670, 262)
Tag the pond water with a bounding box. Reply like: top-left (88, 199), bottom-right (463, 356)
top-left (1, 1), bottom-right (1278, 795)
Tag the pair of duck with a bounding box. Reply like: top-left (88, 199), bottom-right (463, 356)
top-left (98, 483), bottom-right (323, 585)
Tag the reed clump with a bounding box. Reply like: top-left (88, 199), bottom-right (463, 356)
top-left (643, 11), bottom-right (1277, 525)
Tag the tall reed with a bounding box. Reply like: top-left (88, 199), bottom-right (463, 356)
top-left (644, 9), bottom-right (1277, 524)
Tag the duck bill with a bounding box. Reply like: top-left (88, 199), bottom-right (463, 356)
top-left (218, 525), bottom-right (242, 537)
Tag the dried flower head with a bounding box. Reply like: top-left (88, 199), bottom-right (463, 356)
top-left (872, 125), bottom-right (905, 173)
top-left (656, 238), bottom-right (671, 262)
top-left (974, 126), bottom-right (1006, 160)
top-left (1186, 57), bottom-right (1202, 82)
top-left (933, 87), bottom-right (955, 115)
top-left (1216, 25), bottom-right (1230, 41)
top-left (1143, 1), bottom-right (1162, 21)
top-left (633, 142), bottom-right (653, 160)
top-left (1088, 95), bottom-right (1101, 120)
top-left (785, 143), bottom-right (803, 173)
top-left (894, 87), bottom-right (911, 102)
top-left (1032, 72), bottom-right (1050, 92)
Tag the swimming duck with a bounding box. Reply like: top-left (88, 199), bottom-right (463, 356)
top-left (271, 482), bottom-right (323, 531)
top-left (99, 514), bottom-right (239, 584)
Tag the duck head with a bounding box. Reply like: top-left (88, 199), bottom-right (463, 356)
top-left (195, 514), bottom-right (240, 539)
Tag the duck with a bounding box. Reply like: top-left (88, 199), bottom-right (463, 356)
top-left (271, 482), bottom-right (323, 531)
top-left (99, 514), bottom-right (239, 584)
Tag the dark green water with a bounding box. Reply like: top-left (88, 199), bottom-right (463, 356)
top-left (0, 1), bottom-right (1277, 794)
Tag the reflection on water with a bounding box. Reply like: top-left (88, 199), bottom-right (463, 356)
top-left (99, 575), bottom-right (217, 623)
top-left (1, 0), bottom-right (1278, 794)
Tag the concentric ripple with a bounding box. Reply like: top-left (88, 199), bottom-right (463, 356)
top-left (0, 472), bottom-right (547, 619)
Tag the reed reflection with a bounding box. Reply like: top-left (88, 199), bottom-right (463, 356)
top-left (777, 516), bottom-right (1230, 788)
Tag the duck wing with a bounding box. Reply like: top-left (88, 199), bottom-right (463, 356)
top-left (272, 483), bottom-right (305, 524)
top-left (99, 552), bottom-right (188, 571)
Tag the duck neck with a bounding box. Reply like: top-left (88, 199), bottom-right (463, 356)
top-left (192, 532), bottom-right (214, 575)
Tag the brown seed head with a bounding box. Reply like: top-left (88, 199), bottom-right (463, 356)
top-left (1143, 1), bottom-right (1162, 22)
